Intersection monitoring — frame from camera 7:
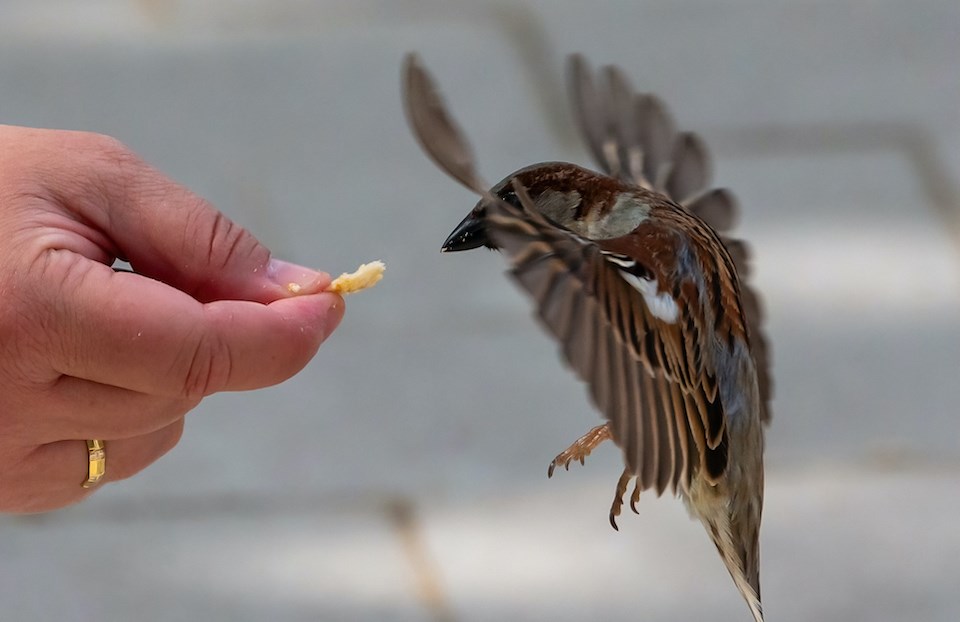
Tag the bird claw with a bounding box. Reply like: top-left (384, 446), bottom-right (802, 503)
top-left (546, 423), bottom-right (611, 479)
top-left (547, 456), bottom-right (575, 478)
top-left (630, 479), bottom-right (642, 514)
top-left (609, 468), bottom-right (634, 531)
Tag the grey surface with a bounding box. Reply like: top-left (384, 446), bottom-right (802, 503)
top-left (1, 1), bottom-right (959, 621)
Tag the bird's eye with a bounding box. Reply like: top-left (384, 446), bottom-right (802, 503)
top-left (500, 190), bottom-right (523, 209)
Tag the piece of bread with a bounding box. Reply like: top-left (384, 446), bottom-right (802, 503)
top-left (324, 260), bottom-right (386, 295)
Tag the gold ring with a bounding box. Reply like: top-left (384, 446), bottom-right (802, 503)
top-left (82, 440), bottom-right (106, 488)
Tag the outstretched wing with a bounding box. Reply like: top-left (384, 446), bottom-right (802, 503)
top-left (487, 182), bottom-right (730, 495)
top-left (403, 53), bottom-right (490, 195)
top-left (403, 53), bottom-right (733, 493)
top-left (567, 54), bottom-right (772, 423)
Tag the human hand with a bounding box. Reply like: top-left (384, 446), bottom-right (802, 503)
top-left (0, 125), bottom-right (344, 512)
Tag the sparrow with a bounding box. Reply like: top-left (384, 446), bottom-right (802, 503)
top-left (403, 53), bottom-right (773, 622)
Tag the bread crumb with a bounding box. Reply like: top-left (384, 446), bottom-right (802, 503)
top-left (325, 260), bottom-right (385, 295)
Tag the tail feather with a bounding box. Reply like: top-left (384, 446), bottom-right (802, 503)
top-left (702, 512), bottom-right (763, 622)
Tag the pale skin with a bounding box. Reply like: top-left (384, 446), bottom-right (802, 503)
top-left (0, 125), bottom-right (344, 513)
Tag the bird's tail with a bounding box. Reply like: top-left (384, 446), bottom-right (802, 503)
top-left (702, 510), bottom-right (763, 622)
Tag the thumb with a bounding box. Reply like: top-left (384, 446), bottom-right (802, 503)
top-left (47, 131), bottom-right (328, 303)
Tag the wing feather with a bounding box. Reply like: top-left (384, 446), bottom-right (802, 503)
top-left (566, 54), bottom-right (773, 425)
top-left (488, 191), bottom-right (720, 495)
top-left (404, 51), bottom-right (770, 500)
top-left (686, 188), bottom-right (738, 233)
top-left (567, 54), bottom-right (621, 179)
top-left (639, 371), bottom-right (660, 490)
top-left (664, 132), bottom-right (711, 204)
top-left (654, 372), bottom-right (676, 495)
top-left (635, 94), bottom-right (677, 190)
top-left (402, 54), bottom-right (490, 194)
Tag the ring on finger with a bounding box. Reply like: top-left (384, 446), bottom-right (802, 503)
top-left (82, 440), bottom-right (106, 488)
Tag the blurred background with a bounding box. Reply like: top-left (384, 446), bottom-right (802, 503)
top-left (1, 1), bottom-right (958, 620)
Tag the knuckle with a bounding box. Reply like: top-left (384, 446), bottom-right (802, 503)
top-left (39, 130), bottom-right (146, 221)
top-left (69, 131), bottom-right (141, 180)
top-left (88, 134), bottom-right (142, 197)
top-left (175, 196), bottom-right (262, 297)
top-left (198, 208), bottom-right (259, 273)
top-left (180, 328), bottom-right (233, 399)
top-left (80, 131), bottom-right (133, 162)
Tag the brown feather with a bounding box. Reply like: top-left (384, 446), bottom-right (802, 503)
top-left (405, 54), bottom-right (768, 621)
top-left (565, 56), bottom-right (772, 426)
top-left (487, 197), bottom-right (734, 498)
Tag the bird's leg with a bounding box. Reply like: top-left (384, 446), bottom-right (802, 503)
top-left (547, 423), bottom-right (641, 531)
top-left (547, 423), bottom-right (612, 477)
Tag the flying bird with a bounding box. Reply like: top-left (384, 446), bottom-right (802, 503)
top-left (403, 53), bottom-right (772, 622)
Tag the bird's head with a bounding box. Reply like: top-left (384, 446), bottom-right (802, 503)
top-left (441, 162), bottom-right (651, 252)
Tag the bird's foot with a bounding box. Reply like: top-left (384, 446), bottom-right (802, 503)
top-left (608, 468), bottom-right (643, 531)
top-left (547, 423), bottom-right (612, 478)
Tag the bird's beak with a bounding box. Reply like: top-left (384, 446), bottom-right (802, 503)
top-left (441, 211), bottom-right (488, 252)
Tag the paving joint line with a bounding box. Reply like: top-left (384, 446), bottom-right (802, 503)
top-left (385, 498), bottom-right (459, 622)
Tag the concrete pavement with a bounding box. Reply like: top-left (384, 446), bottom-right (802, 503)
top-left (1, 2), bottom-right (958, 620)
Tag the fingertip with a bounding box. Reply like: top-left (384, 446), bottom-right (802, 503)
top-left (251, 293), bottom-right (344, 386)
top-left (307, 292), bottom-right (346, 345)
top-left (321, 293), bottom-right (346, 341)
top-left (270, 291), bottom-right (345, 345)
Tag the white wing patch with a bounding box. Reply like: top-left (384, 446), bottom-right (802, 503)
top-left (602, 253), bottom-right (637, 268)
top-left (619, 272), bottom-right (680, 323)
top-left (601, 251), bottom-right (679, 323)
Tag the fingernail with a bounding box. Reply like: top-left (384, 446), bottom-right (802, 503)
top-left (267, 259), bottom-right (329, 294)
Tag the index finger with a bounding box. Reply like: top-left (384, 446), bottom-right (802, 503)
top-left (38, 255), bottom-right (344, 397)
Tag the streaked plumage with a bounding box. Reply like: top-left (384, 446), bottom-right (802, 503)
top-left (403, 53), bottom-right (772, 622)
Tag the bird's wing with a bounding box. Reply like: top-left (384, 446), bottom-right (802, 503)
top-left (402, 53), bottom-right (490, 195)
top-left (567, 54), bottom-right (772, 423)
top-left (487, 182), bottom-right (730, 495)
top-left (567, 54), bottom-right (676, 191)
